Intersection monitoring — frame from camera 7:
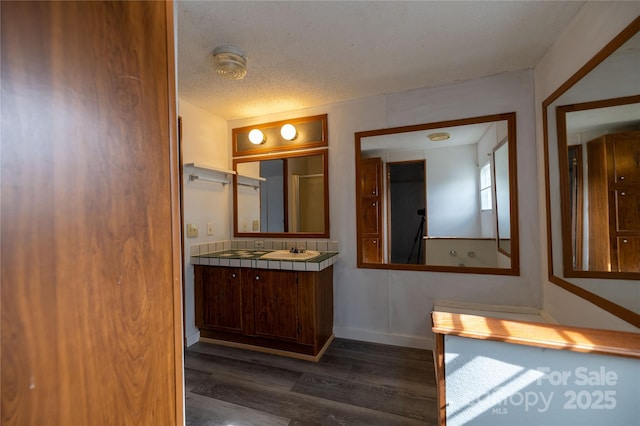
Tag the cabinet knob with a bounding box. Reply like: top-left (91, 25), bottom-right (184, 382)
top-left (232, 273), bottom-right (236, 278)
top-left (255, 275), bottom-right (260, 281)
top-left (620, 176), bottom-right (625, 180)
top-left (620, 192), bottom-right (626, 196)
top-left (373, 240), bottom-right (376, 244)
top-left (622, 239), bottom-right (628, 243)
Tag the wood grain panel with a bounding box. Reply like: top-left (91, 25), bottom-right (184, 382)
top-left (612, 131), bottom-right (640, 183)
top-left (362, 238), bottom-right (382, 263)
top-left (586, 137), bottom-right (611, 271)
top-left (617, 237), bottom-right (640, 273)
top-left (432, 311), bottom-right (640, 359)
top-left (252, 270), bottom-right (299, 341)
top-left (201, 267), bottom-right (244, 333)
top-left (1, 1), bottom-right (182, 424)
top-left (615, 189), bottom-right (640, 232)
top-left (316, 266), bottom-right (334, 349)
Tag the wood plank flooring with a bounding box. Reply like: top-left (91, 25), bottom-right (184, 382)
top-left (185, 338), bottom-right (438, 425)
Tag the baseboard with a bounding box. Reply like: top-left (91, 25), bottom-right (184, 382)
top-left (333, 326), bottom-right (434, 350)
top-left (185, 329), bottom-right (200, 347)
top-left (198, 334), bottom-right (335, 363)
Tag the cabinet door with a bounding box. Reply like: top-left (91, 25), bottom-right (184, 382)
top-left (201, 267), bottom-right (244, 334)
top-left (361, 198), bottom-right (381, 235)
top-left (617, 237), bottom-right (640, 272)
top-left (615, 189), bottom-right (640, 232)
top-left (361, 157), bottom-right (382, 196)
top-left (251, 269), bottom-right (299, 341)
top-left (611, 132), bottom-right (640, 183)
top-left (362, 238), bottom-right (382, 263)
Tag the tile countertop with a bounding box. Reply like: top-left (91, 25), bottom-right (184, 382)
top-left (191, 249), bottom-right (339, 272)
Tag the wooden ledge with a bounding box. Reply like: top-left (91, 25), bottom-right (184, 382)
top-left (432, 311), bottom-right (640, 359)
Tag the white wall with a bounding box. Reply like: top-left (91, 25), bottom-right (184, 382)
top-left (229, 69), bottom-right (541, 349)
top-left (534, 2), bottom-right (639, 331)
top-left (427, 144), bottom-right (479, 237)
top-left (179, 99), bottom-right (230, 345)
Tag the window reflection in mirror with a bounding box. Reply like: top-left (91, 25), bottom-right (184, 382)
top-left (355, 113), bottom-right (519, 275)
top-left (494, 138), bottom-right (511, 256)
top-left (233, 149), bottom-right (329, 238)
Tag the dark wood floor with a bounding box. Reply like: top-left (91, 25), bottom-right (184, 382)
top-left (185, 338), bottom-right (438, 425)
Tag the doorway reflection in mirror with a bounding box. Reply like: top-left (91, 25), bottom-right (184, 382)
top-left (356, 112), bottom-right (518, 275)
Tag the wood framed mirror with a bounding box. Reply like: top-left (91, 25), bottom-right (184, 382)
top-left (543, 17), bottom-right (640, 326)
top-left (355, 112), bottom-right (520, 275)
top-left (557, 96), bottom-right (640, 278)
top-left (233, 149), bottom-right (330, 238)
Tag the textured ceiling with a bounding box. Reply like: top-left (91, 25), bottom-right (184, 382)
top-left (177, 1), bottom-right (585, 121)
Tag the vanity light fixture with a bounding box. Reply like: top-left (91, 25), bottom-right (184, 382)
top-left (212, 45), bottom-right (247, 80)
top-left (427, 132), bottom-right (450, 142)
top-left (280, 123), bottom-right (298, 141)
top-left (248, 129), bottom-right (265, 145)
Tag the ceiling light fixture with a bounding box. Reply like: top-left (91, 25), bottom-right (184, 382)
top-left (280, 124), bottom-right (298, 141)
top-left (427, 132), bottom-right (450, 142)
top-left (212, 45), bottom-right (247, 80)
top-left (248, 129), bottom-right (265, 145)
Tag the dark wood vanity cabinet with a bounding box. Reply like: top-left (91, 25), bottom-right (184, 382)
top-left (587, 131), bottom-right (640, 272)
top-left (194, 265), bottom-right (334, 358)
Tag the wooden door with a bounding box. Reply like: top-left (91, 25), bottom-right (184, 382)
top-left (360, 157), bottom-right (383, 263)
top-left (251, 270), bottom-right (299, 341)
top-left (196, 267), bottom-right (244, 333)
top-left (1, 2), bottom-right (183, 424)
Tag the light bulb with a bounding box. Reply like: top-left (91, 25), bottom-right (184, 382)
top-left (280, 124), bottom-right (297, 141)
top-left (248, 129), bottom-right (265, 145)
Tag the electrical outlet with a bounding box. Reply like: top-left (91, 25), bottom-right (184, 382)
top-left (252, 220), bottom-right (260, 231)
top-left (254, 240), bottom-right (264, 248)
top-left (207, 222), bottom-right (214, 236)
top-left (186, 224), bottom-right (198, 238)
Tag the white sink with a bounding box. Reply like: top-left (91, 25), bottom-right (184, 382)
top-left (260, 250), bottom-right (321, 261)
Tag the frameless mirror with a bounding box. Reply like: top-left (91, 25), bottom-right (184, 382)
top-left (355, 113), bottom-right (520, 275)
top-left (233, 149), bottom-right (329, 238)
top-left (543, 19), bottom-right (640, 325)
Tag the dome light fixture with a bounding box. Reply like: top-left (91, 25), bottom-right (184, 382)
top-left (248, 129), bottom-right (265, 145)
top-left (212, 45), bottom-right (247, 80)
top-left (280, 124), bottom-right (298, 141)
top-left (427, 132), bottom-right (450, 142)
